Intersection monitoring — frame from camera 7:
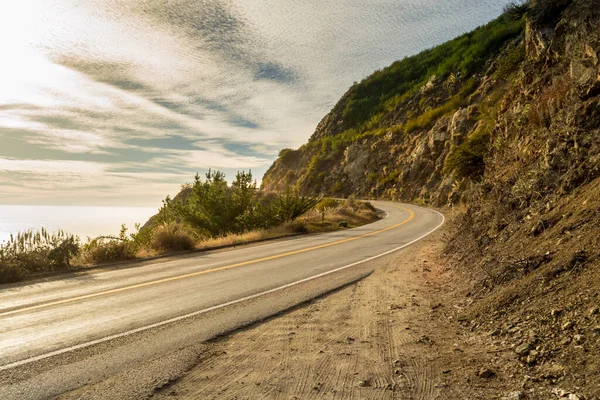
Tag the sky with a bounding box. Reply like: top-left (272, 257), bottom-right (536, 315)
top-left (0, 0), bottom-right (514, 206)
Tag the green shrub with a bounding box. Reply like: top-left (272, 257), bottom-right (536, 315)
top-left (459, 77), bottom-right (479, 99)
top-left (405, 96), bottom-right (461, 134)
top-left (316, 197), bottom-right (339, 211)
top-left (379, 170), bottom-right (402, 187)
top-left (444, 125), bottom-right (491, 180)
top-left (529, 0), bottom-right (570, 26)
top-left (0, 229), bottom-right (80, 282)
top-left (278, 148), bottom-right (301, 166)
top-left (360, 201), bottom-right (377, 212)
top-left (80, 238), bottom-right (135, 265)
top-left (287, 220), bottom-right (309, 234)
top-left (344, 194), bottom-right (359, 210)
top-left (0, 262), bottom-right (24, 284)
top-left (48, 236), bottom-right (80, 269)
top-left (150, 222), bottom-right (197, 252)
top-left (494, 44), bottom-right (525, 80)
top-left (272, 188), bottom-right (320, 222)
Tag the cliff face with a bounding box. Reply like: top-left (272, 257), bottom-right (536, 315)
top-left (262, 0), bottom-right (600, 210)
top-left (262, 9), bottom-right (526, 204)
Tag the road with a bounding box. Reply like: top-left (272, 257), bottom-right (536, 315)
top-left (0, 202), bottom-right (444, 399)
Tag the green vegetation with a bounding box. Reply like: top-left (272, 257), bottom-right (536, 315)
top-left (0, 229), bottom-right (79, 283)
top-left (273, 9), bottom-right (526, 195)
top-left (339, 11), bottom-right (525, 130)
top-left (163, 170), bottom-right (320, 237)
top-left (404, 95), bottom-right (462, 134)
top-left (444, 124), bottom-right (492, 180)
top-left (316, 197), bottom-right (340, 211)
top-left (0, 171), bottom-right (380, 284)
top-left (493, 43), bottom-right (525, 80)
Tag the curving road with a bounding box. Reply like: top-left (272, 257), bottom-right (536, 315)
top-left (0, 202), bottom-right (443, 399)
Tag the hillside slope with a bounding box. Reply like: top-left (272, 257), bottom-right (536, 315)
top-left (262, 7), bottom-right (526, 204)
top-left (263, 0), bottom-right (600, 397)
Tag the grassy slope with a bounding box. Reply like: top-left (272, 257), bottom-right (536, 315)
top-left (262, 11), bottom-right (525, 196)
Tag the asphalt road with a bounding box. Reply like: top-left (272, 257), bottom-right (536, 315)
top-left (0, 202), bottom-right (444, 399)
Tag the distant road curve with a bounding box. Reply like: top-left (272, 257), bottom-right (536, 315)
top-left (0, 201), bottom-right (444, 400)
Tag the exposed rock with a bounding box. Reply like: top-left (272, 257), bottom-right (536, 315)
top-left (428, 117), bottom-right (451, 156)
top-left (561, 321), bottom-right (574, 331)
top-left (501, 391), bottom-right (525, 400)
top-left (477, 368), bottom-right (496, 379)
top-left (573, 334), bottom-right (584, 344)
top-left (449, 108), bottom-right (472, 145)
top-left (526, 20), bottom-right (555, 60)
top-left (358, 379), bottom-right (371, 388)
top-left (515, 342), bottom-right (533, 356)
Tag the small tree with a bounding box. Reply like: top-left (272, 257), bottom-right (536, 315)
top-left (272, 188), bottom-right (320, 223)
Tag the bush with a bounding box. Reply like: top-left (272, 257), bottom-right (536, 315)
top-left (494, 44), bottom-right (525, 80)
top-left (361, 201), bottom-right (377, 212)
top-left (503, 1), bottom-right (530, 21)
top-left (287, 220), bottom-right (309, 234)
top-left (444, 125), bottom-right (491, 180)
top-left (272, 189), bottom-right (320, 222)
top-left (80, 238), bottom-right (135, 265)
top-left (316, 197), bottom-right (339, 211)
top-left (0, 262), bottom-right (24, 284)
top-left (529, 0), bottom-right (570, 26)
top-left (278, 148), bottom-right (301, 166)
top-left (0, 229), bottom-right (80, 282)
top-left (338, 220), bottom-right (350, 228)
top-left (405, 96), bottom-right (462, 134)
top-left (150, 222), bottom-right (197, 253)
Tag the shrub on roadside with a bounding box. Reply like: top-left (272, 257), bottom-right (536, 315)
top-left (79, 237), bottom-right (136, 265)
top-left (287, 220), bottom-right (310, 234)
top-left (0, 262), bottom-right (24, 284)
top-left (360, 201), bottom-right (377, 212)
top-left (444, 125), bottom-right (491, 180)
top-left (150, 222), bottom-right (197, 253)
top-left (0, 229), bottom-right (80, 283)
top-left (316, 197), bottom-right (339, 212)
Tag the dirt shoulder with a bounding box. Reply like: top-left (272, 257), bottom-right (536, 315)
top-left (146, 227), bottom-right (504, 400)
top-left (145, 216), bottom-right (598, 400)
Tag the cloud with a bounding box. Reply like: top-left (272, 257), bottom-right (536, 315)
top-left (0, 0), bottom-right (516, 205)
top-left (0, 158), bottom-right (106, 174)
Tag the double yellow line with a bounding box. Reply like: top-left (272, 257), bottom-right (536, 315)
top-left (0, 206), bottom-right (414, 318)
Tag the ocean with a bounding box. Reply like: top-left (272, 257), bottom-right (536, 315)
top-left (0, 205), bottom-right (157, 244)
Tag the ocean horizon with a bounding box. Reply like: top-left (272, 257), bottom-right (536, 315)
top-left (0, 205), bottom-right (157, 244)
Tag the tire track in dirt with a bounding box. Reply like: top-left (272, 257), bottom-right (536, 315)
top-left (151, 231), bottom-right (447, 400)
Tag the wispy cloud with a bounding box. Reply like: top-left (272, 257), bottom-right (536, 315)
top-left (0, 0), bottom-right (514, 205)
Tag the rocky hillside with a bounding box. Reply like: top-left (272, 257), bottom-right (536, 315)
top-left (262, 5), bottom-right (527, 204)
top-left (264, 0), bottom-right (600, 397)
top-left (263, 0), bottom-right (599, 208)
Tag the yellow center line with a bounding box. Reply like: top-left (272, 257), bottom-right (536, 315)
top-left (1, 206), bottom-right (415, 318)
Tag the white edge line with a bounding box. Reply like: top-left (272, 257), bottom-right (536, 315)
top-left (0, 207), bottom-right (444, 372)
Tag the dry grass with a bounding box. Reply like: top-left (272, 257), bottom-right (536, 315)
top-left (195, 224), bottom-right (295, 250)
top-left (194, 202), bottom-right (379, 251)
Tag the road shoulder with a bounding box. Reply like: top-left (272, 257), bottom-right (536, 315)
top-left (148, 227), bottom-right (464, 399)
